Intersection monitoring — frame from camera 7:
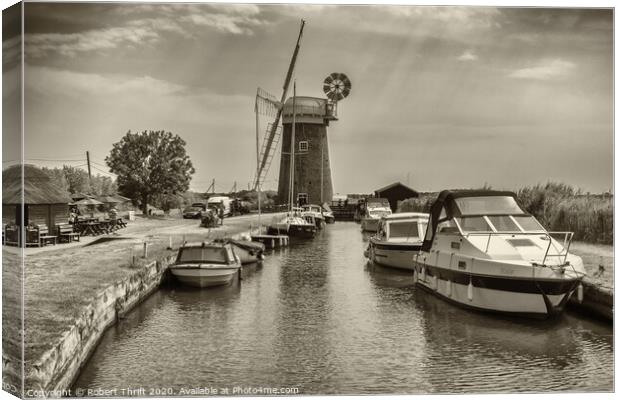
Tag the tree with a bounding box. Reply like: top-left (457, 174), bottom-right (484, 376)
top-left (62, 165), bottom-right (90, 194)
top-left (106, 130), bottom-right (195, 214)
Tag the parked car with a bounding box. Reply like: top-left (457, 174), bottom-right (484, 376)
top-left (182, 206), bottom-right (203, 219)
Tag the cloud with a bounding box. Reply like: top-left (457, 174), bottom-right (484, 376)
top-left (509, 59), bottom-right (576, 80)
top-left (26, 26), bottom-right (161, 58)
top-left (25, 4), bottom-right (269, 58)
top-left (457, 50), bottom-right (478, 61)
top-left (25, 65), bottom-right (185, 97)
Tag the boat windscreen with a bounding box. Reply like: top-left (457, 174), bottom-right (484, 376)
top-left (178, 247), bottom-right (229, 263)
top-left (389, 221), bottom-right (420, 238)
top-left (487, 215), bottom-right (520, 232)
top-left (513, 215), bottom-right (545, 232)
top-left (454, 196), bottom-right (524, 216)
top-left (456, 217), bottom-right (493, 232)
top-left (369, 210), bottom-right (390, 218)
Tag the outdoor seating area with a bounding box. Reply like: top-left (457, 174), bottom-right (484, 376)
top-left (73, 217), bottom-right (128, 237)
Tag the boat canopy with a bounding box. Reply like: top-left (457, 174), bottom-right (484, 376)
top-left (421, 190), bottom-right (525, 251)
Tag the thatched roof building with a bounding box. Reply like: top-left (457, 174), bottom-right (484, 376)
top-left (2, 164), bottom-right (73, 230)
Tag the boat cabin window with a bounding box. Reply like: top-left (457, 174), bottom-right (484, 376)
top-left (454, 196), bottom-right (523, 216)
top-left (437, 219), bottom-right (459, 233)
top-left (389, 221), bottom-right (420, 238)
top-left (513, 215), bottom-right (545, 232)
top-left (487, 215), bottom-right (520, 232)
top-left (456, 216), bottom-right (492, 232)
top-left (299, 141), bottom-right (309, 152)
top-left (178, 247), bottom-right (229, 264)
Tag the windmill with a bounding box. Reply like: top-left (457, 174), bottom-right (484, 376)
top-left (275, 73), bottom-right (352, 206)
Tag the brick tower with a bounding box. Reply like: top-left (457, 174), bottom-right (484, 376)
top-left (276, 96), bottom-right (337, 206)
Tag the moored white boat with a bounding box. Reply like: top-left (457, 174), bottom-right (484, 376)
top-left (300, 204), bottom-right (327, 228)
top-left (365, 212), bottom-right (429, 270)
top-left (360, 198), bottom-right (392, 232)
top-left (170, 242), bottom-right (241, 288)
top-left (414, 190), bottom-right (587, 319)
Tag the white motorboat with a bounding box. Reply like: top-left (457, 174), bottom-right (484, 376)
top-left (300, 204), bottom-right (326, 228)
top-left (360, 198), bottom-right (392, 232)
top-left (170, 242), bottom-right (241, 288)
top-left (365, 212), bottom-right (429, 270)
top-left (414, 190), bottom-right (586, 319)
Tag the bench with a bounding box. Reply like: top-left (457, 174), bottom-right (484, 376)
top-left (34, 224), bottom-right (57, 247)
top-left (57, 223), bottom-right (80, 243)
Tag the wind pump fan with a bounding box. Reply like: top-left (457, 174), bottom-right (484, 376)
top-left (323, 73), bottom-right (352, 102)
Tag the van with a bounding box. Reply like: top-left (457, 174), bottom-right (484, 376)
top-left (207, 196), bottom-right (232, 217)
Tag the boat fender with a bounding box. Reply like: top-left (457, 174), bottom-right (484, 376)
top-left (577, 283), bottom-right (584, 303)
top-left (446, 280), bottom-right (452, 297)
top-left (421, 266), bottom-right (426, 282)
top-left (467, 278), bottom-right (473, 301)
top-left (433, 275), bottom-right (438, 291)
top-left (413, 268), bottom-right (418, 284)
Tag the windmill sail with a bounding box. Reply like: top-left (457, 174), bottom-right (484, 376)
top-left (253, 19), bottom-right (305, 191)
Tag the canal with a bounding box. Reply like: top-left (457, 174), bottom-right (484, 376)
top-left (72, 222), bottom-right (613, 395)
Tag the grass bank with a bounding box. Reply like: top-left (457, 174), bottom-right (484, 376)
top-left (2, 213), bottom-right (283, 379)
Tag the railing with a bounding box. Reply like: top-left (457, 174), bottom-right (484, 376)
top-left (464, 231), bottom-right (575, 266)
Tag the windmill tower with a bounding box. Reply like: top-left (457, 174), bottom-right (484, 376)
top-left (276, 73), bottom-right (352, 206)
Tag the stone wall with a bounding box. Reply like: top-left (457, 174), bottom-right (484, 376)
top-left (25, 255), bottom-right (176, 397)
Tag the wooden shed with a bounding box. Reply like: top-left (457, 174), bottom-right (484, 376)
top-left (2, 164), bottom-right (73, 230)
top-left (374, 182), bottom-right (419, 212)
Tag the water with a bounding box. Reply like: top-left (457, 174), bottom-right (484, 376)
top-left (73, 222), bottom-right (613, 395)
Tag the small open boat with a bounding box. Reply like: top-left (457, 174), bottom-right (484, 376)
top-left (214, 238), bottom-right (265, 264)
top-left (170, 242), bottom-right (241, 288)
top-left (415, 190), bottom-right (586, 319)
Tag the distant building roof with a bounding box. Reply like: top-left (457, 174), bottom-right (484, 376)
top-left (374, 182), bottom-right (418, 196)
top-left (2, 164), bottom-right (73, 205)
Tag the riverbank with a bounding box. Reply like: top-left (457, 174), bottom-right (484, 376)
top-left (567, 241), bottom-right (613, 320)
top-left (2, 212), bottom-right (284, 395)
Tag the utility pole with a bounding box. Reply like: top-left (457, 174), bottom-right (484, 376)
top-left (86, 151), bottom-right (92, 179)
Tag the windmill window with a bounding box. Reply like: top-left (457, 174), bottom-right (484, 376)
top-left (299, 141), bottom-right (309, 152)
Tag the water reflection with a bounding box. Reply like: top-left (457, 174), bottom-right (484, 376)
top-left (73, 223), bottom-right (613, 395)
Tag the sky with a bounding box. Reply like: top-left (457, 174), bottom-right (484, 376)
top-left (3, 3), bottom-right (614, 194)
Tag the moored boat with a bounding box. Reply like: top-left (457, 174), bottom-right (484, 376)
top-left (360, 198), bottom-right (392, 232)
top-left (300, 204), bottom-right (327, 228)
top-left (365, 212), bottom-right (429, 270)
top-left (268, 212), bottom-right (317, 239)
top-left (170, 242), bottom-right (241, 288)
top-left (414, 190), bottom-right (586, 319)
top-left (214, 238), bottom-right (265, 264)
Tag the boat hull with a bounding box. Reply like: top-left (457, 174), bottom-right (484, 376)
top-left (413, 262), bottom-right (582, 319)
top-left (170, 266), bottom-right (239, 288)
top-left (268, 224), bottom-right (316, 238)
top-left (367, 241), bottom-right (421, 271)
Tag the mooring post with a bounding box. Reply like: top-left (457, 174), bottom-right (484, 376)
top-left (130, 246), bottom-right (135, 266)
top-left (167, 235), bottom-right (172, 250)
top-left (143, 242), bottom-right (148, 258)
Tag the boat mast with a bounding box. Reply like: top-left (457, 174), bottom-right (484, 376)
top-left (255, 88), bottom-right (262, 226)
top-left (289, 81), bottom-right (297, 212)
